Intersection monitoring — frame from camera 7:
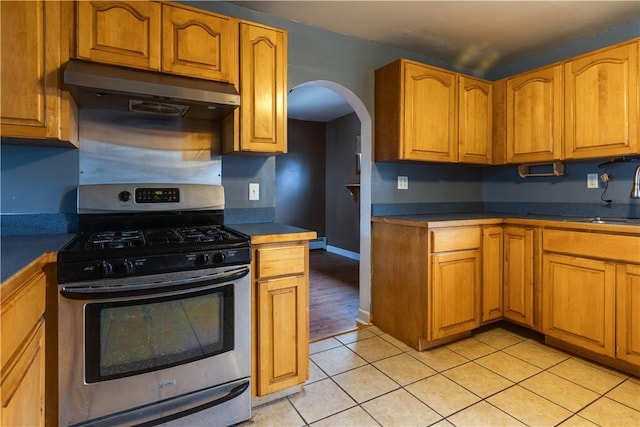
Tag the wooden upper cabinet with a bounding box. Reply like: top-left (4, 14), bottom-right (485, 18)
top-left (459, 76), bottom-right (492, 164)
top-left (77, 1), bottom-right (162, 71)
top-left (506, 64), bottom-right (563, 163)
top-left (76, 1), bottom-right (238, 83)
top-left (375, 59), bottom-right (492, 164)
top-left (1, 1), bottom-right (77, 145)
top-left (161, 4), bottom-right (237, 83)
top-left (375, 59), bottom-right (457, 162)
top-left (235, 22), bottom-right (287, 154)
top-left (404, 62), bottom-right (457, 162)
top-left (564, 40), bottom-right (639, 159)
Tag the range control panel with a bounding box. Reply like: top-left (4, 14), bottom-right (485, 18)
top-left (134, 188), bottom-right (180, 203)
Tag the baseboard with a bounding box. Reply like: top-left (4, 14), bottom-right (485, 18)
top-left (309, 237), bottom-right (326, 250)
top-left (326, 245), bottom-right (360, 261)
top-left (356, 308), bottom-right (371, 325)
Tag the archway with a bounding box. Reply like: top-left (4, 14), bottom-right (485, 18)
top-left (289, 80), bottom-right (372, 326)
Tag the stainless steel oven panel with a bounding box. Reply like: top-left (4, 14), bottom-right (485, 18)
top-left (58, 269), bottom-right (251, 426)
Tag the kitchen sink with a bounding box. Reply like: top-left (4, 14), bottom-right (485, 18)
top-left (573, 217), bottom-right (640, 225)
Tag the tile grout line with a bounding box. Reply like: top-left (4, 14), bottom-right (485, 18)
top-left (287, 328), bottom-right (638, 427)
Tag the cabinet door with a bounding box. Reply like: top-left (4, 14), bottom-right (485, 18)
top-left (77, 1), bottom-right (161, 71)
top-left (506, 64), bottom-right (563, 163)
top-left (542, 253), bottom-right (615, 357)
top-left (0, 322), bottom-right (45, 427)
top-left (431, 250), bottom-right (481, 340)
top-left (1, 1), bottom-right (77, 144)
top-left (503, 226), bottom-right (534, 327)
top-left (565, 41), bottom-right (639, 159)
top-left (1, 265), bottom-right (47, 427)
top-left (616, 264), bottom-right (640, 366)
top-left (482, 226), bottom-right (503, 322)
top-left (161, 4), bottom-right (237, 83)
top-left (403, 62), bottom-right (457, 162)
top-left (257, 275), bottom-right (308, 396)
top-left (236, 22), bottom-right (287, 153)
top-left (459, 76), bottom-right (492, 164)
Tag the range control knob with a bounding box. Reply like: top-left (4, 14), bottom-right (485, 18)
top-left (195, 253), bottom-right (210, 265)
top-left (213, 252), bottom-right (227, 263)
top-left (94, 261), bottom-right (113, 277)
top-left (118, 259), bottom-right (134, 274)
top-left (118, 191), bottom-right (131, 202)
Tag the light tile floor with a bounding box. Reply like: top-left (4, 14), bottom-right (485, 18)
top-left (241, 326), bottom-right (640, 427)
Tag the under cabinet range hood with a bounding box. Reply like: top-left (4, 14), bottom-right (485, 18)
top-left (64, 60), bottom-right (240, 120)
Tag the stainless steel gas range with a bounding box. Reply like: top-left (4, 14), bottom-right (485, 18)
top-left (56, 184), bottom-right (251, 427)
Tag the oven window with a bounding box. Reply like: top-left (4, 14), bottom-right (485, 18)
top-left (84, 285), bottom-right (234, 383)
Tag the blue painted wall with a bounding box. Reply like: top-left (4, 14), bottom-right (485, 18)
top-left (1, 3), bottom-right (639, 230)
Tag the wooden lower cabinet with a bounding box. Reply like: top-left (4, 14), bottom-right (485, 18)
top-left (503, 226), bottom-right (535, 327)
top-left (542, 253), bottom-right (616, 357)
top-left (1, 254), bottom-right (54, 427)
top-left (482, 226), bottom-right (503, 322)
top-left (252, 241), bottom-right (309, 397)
top-left (616, 264), bottom-right (640, 366)
top-left (372, 221), bottom-right (481, 350)
top-left (431, 249), bottom-right (481, 339)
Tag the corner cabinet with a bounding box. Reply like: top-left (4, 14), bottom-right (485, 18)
top-left (0, 1), bottom-right (77, 145)
top-left (564, 40), bottom-right (639, 159)
top-left (459, 76), bottom-right (493, 164)
top-left (505, 64), bottom-right (563, 163)
top-left (76, 1), bottom-right (238, 83)
top-left (1, 254), bottom-right (55, 427)
top-left (224, 22), bottom-right (287, 154)
top-left (482, 226), bottom-right (503, 323)
top-left (375, 59), bottom-right (492, 164)
top-left (503, 226), bottom-right (535, 328)
top-left (252, 239), bottom-right (309, 397)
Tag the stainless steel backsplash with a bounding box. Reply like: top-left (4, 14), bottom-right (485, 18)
top-left (79, 109), bottom-right (222, 185)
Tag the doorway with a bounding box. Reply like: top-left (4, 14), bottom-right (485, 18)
top-left (276, 80), bottom-right (372, 342)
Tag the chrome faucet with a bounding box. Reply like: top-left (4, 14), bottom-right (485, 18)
top-left (631, 165), bottom-right (640, 198)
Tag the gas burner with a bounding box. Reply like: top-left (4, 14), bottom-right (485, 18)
top-left (175, 226), bottom-right (230, 243)
top-left (85, 231), bottom-right (145, 250)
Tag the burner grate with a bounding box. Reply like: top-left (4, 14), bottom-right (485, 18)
top-left (86, 231), bottom-right (145, 249)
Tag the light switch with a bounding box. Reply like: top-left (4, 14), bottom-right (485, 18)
top-left (249, 183), bottom-right (259, 200)
top-left (397, 176), bottom-right (408, 190)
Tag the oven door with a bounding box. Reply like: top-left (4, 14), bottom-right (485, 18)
top-left (58, 266), bottom-right (251, 427)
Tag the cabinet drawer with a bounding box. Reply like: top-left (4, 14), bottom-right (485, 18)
top-left (543, 229), bottom-right (640, 263)
top-left (256, 245), bottom-right (305, 279)
top-left (431, 227), bottom-right (481, 252)
top-left (1, 272), bottom-right (46, 369)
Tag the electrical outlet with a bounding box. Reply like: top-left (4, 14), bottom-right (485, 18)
top-left (397, 176), bottom-right (408, 190)
top-left (249, 183), bottom-right (259, 200)
top-left (587, 173), bottom-right (598, 189)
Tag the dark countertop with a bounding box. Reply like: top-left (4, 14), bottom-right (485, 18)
top-left (1, 234), bottom-right (76, 283)
top-left (372, 212), bottom-right (640, 232)
top-left (229, 223), bottom-right (317, 244)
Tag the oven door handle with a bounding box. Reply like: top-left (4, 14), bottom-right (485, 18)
top-left (71, 378), bottom-right (250, 427)
top-left (60, 266), bottom-right (249, 300)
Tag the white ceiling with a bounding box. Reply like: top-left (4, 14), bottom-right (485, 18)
top-left (231, 1), bottom-right (640, 122)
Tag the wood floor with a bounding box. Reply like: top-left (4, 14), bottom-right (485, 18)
top-left (308, 250), bottom-right (360, 342)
